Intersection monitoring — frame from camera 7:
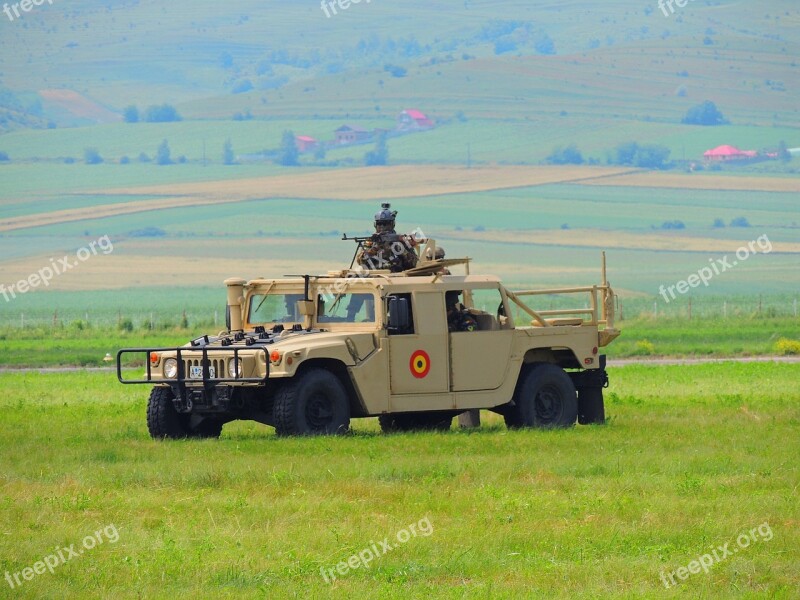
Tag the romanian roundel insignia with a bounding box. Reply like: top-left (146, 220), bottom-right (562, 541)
top-left (409, 350), bottom-right (431, 379)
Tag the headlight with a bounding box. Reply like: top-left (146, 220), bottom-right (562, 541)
top-left (164, 358), bottom-right (178, 379)
top-left (228, 359), bottom-right (243, 378)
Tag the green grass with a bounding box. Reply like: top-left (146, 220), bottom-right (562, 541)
top-left (606, 316), bottom-right (800, 358)
top-left (0, 364), bottom-right (797, 598)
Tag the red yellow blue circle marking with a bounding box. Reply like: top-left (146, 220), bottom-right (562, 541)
top-left (409, 350), bottom-right (431, 379)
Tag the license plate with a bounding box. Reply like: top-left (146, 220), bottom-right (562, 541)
top-left (189, 366), bottom-right (215, 379)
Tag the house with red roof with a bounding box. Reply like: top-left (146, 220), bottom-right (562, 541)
top-left (703, 145), bottom-right (758, 162)
top-left (398, 109), bottom-right (434, 131)
top-left (295, 135), bottom-right (319, 152)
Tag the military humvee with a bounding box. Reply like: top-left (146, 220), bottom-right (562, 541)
top-left (117, 239), bottom-right (620, 438)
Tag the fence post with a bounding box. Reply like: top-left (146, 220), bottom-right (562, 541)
top-left (794, 298), bottom-right (798, 318)
top-left (20, 312), bottom-right (24, 329)
top-left (653, 301), bottom-right (657, 319)
top-left (688, 297), bottom-right (692, 320)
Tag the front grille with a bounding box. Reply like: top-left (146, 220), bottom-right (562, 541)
top-left (184, 357), bottom-right (224, 379)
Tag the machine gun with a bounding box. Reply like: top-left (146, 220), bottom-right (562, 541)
top-left (341, 232), bottom-right (414, 270)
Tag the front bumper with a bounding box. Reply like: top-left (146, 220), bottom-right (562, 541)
top-left (117, 346), bottom-right (269, 388)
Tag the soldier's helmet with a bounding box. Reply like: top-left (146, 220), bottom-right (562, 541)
top-left (425, 246), bottom-right (446, 260)
top-left (374, 203), bottom-right (397, 233)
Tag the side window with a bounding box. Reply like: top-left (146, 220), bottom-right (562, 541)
top-left (386, 293), bottom-right (415, 335)
top-left (465, 288), bottom-right (506, 331)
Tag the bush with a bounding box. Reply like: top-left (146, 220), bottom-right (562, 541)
top-left (612, 142), bottom-right (670, 169)
top-left (712, 218), bottom-right (725, 228)
top-left (143, 104), bottom-right (181, 123)
top-left (223, 139), bottom-right (235, 165)
top-left (364, 132), bottom-right (388, 166)
top-left (633, 340), bottom-right (656, 356)
top-left (119, 156), bottom-right (130, 165)
top-left (775, 338), bottom-right (800, 355)
top-left (129, 226), bottom-right (166, 238)
top-left (494, 39), bottom-right (517, 55)
top-left (730, 217), bottom-right (750, 228)
top-left (279, 131), bottom-right (299, 166)
top-left (118, 318), bottom-right (134, 332)
top-left (383, 64), bottom-right (407, 78)
top-left (156, 139), bottom-right (172, 165)
top-left (546, 144), bottom-right (583, 165)
top-left (232, 79), bottom-right (253, 94)
top-left (84, 147), bottom-right (103, 165)
top-left (661, 220), bottom-right (685, 230)
top-left (138, 152), bottom-right (151, 163)
top-left (681, 100), bottom-right (727, 126)
top-left (0, 151), bottom-right (9, 162)
top-left (123, 105), bottom-right (139, 123)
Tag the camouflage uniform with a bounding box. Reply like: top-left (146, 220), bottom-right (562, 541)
top-left (357, 203), bottom-right (419, 273)
top-left (359, 234), bottom-right (419, 272)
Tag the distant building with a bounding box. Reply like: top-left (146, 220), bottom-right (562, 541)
top-left (703, 145), bottom-right (758, 162)
top-left (398, 109), bottom-right (434, 131)
top-left (295, 136), bottom-right (319, 152)
top-left (334, 124), bottom-right (372, 145)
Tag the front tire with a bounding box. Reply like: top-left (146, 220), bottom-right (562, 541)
top-left (505, 364), bottom-right (578, 428)
top-left (146, 387), bottom-right (223, 439)
top-left (273, 369), bottom-right (351, 436)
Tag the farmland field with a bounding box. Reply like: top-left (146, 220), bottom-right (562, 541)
top-left (0, 364), bottom-right (797, 598)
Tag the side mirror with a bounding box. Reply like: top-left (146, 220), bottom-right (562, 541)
top-left (387, 297), bottom-right (410, 332)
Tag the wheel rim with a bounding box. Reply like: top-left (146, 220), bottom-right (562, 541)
top-left (534, 384), bottom-right (562, 423)
top-left (305, 392), bottom-right (334, 429)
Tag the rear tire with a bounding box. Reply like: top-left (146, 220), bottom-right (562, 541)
top-left (273, 369), bottom-right (350, 436)
top-left (506, 364), bottom-right (578, 428)
top-left (147, 387), bottom-right (223, 439)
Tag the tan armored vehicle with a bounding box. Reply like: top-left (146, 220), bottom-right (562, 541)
top-left (118, 239), bottom-right (620, 438)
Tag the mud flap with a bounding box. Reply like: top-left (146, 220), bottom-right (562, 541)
top-left (571, 356), bottom-right (608, 425)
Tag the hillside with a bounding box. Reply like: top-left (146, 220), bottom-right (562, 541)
top-left (0, 0), bottom-right (798, 126)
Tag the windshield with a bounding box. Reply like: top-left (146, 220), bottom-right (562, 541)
top-left (248, 293), bottom-right (305, 324)
top-left (317, 293), bottom-right (376, 323)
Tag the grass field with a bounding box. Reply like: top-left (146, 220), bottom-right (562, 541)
top-left (0, 364), bottom-right (797, 598)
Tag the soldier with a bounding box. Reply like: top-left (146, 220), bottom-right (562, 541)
top-left (445, 290), bottom-right (477, 332)
top-left (425, 245), bottom-right (450, 275)
top-left (357, 203), bottom-right (419, 273)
